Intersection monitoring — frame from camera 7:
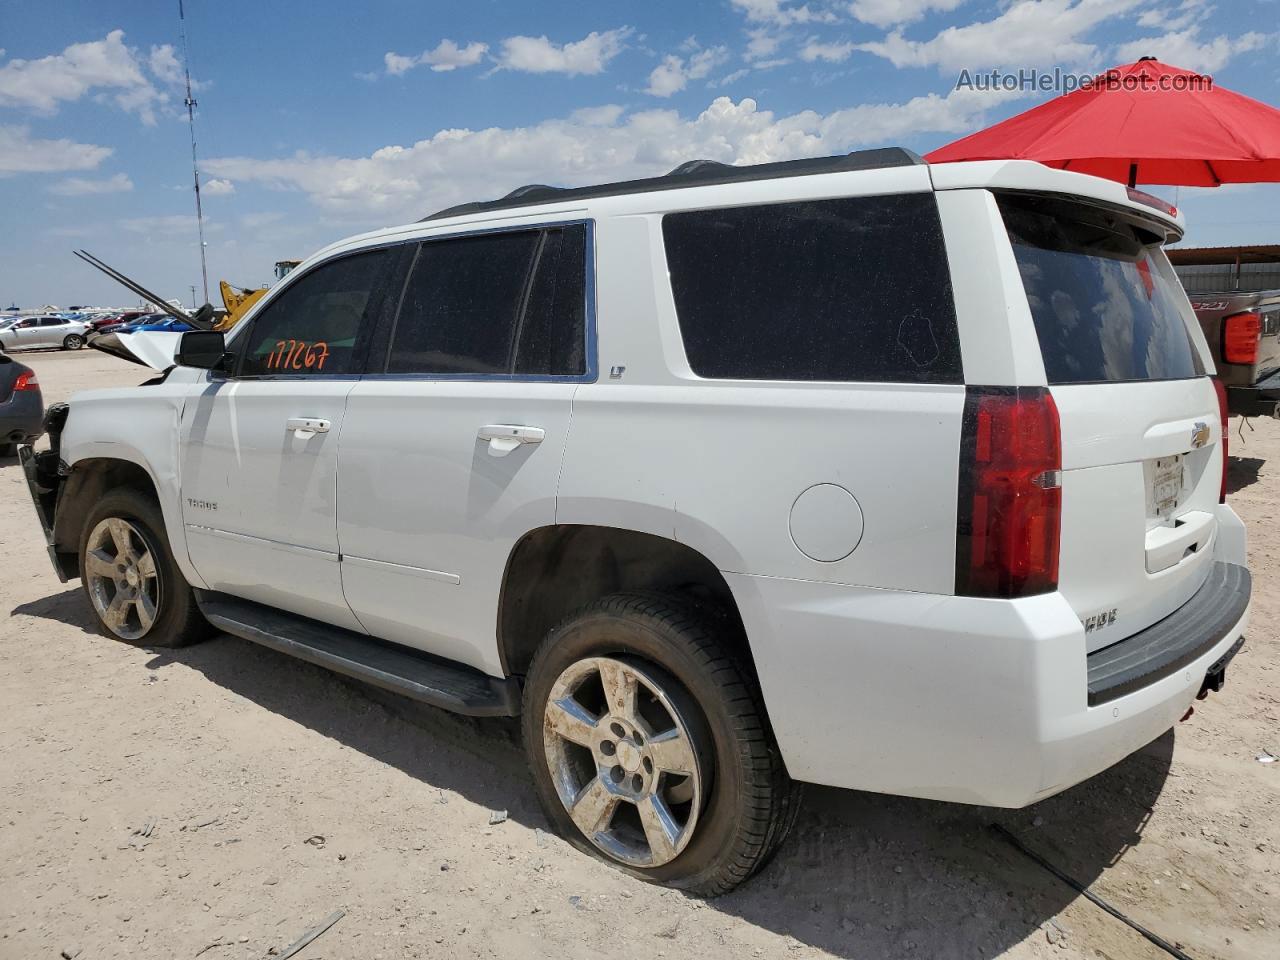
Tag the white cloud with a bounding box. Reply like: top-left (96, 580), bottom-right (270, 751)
top-left (0, 29), bottom-right (168, 124)
top-left (800, 39), bottom-right (858, 63)
top-left (495, 28), bottom-right (632, 76)
top-left (730, 0), bottom-right (836, 26)
top-left (0, 124), bottom-right (113, 176)
top-left (848, 0), bottom-right (967, 29)
top-left (384, 39), bottom-right (489, 76)
top-left (49, 172), bottom-right (133, 195)
top-left (203, 177), bottom-right (235, 196)
top-left (204, 89), bottom-right (1025, 221)
top-left (713, 68), bottom-right (752, 87)
top-left (1136, 0), bottom-right (1211, 32)
top-left (744, 28), bottom-right (785, 62)
top-left (147, 44), bottom-right (185, 86)
top-left (857, 0), bottom-right (1144, 73)
top-left (646, 45), bottom-right (730, 97)
top-left (1113, 27), bottom-right (1271, 74)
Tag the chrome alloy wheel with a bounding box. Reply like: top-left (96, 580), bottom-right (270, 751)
top-left (543, 656), bottom-right (705, 868)
top-left (84, 517), bottom-right (160, 641)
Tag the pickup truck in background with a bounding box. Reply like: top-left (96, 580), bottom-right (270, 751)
top-left (1190, 290), bottom-right (1280, 417)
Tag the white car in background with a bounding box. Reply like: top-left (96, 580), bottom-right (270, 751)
top-left (0, 315), bottom-right (91, 351)
top-left (20, 150), bottom-right (1252, 895)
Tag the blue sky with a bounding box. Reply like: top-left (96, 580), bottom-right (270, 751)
top-left (1, 0), bottom-right (1277, 307)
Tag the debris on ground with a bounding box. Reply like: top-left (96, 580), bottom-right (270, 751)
top-left (275, 909), bottom-right (345, 960)
top-left (488, 809), bottom-right (508, 825)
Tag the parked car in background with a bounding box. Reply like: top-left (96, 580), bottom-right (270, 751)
top-left (123, 317), bottom-right (194, 334)
top-left (0, 354), bottom-right (43, 455)
top-left (1189, 290), bottom-right (1280, 417)
top-left (0, 315), bottom-right (90, 351)
top-left (91, 314), bottom-right (168, 337)
top-left (90, 311), bottom-right (149, 332)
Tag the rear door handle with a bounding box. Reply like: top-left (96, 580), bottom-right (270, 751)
top-left (287, 417), bottom-right (330, 438)
top-left (477, 424), bottom-right (544, 456)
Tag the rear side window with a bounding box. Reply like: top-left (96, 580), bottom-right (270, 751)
top-left (239, 248), bottom-right (391, 376)
top-left (387, 224), bottom-right (588, 377)
top-left (998, 193), bottom-right (1203, 384)
top-left (662, 195), bottom-right (961, 383)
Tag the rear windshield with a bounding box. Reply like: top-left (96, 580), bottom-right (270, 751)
top-left (998, 193), bottom-right (1203, 384)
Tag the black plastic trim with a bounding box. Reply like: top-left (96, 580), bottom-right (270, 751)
top-left (422, 148), bottom-right (923, 221)
top-left (1086, 561), bottom-right (1250, 706)
top-left (1226, 369), bottom-right (1280, 417)
top-left (196, 591), bottom-right (521, 717)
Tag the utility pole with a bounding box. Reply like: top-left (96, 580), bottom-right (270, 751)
top-left (179, 0), bottom-right (209, 305)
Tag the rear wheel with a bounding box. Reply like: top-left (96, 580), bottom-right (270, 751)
top-left (523, 593), bottom-right (800, 896)
top-left (78, 489), bottom-right (211, 647)
top-left (62, 334), bottom-right (85, 350)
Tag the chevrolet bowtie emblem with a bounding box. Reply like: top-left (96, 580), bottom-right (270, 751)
top-left (1191, 421), bottom-right (1210, 449)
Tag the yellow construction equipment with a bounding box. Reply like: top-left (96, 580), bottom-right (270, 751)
top-left (215, 260), bottom-right (301, 331)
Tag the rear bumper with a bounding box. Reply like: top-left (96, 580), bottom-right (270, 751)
top-left (729, 525), bottom-right (1251, 808)
top-left (1227, 370), bottom-right (1280, 417)
top-left (0, 389), bottom-right (45, 443)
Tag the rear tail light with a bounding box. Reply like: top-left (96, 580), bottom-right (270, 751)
top-left (1222, 311), bottom-right (1261, 365)
top-left (13, 370), bottom-right (38, 391)
top-left (956, 386), bottom-right (1062, 598)
top-left (1213, 376), bottom-right (1228, 503)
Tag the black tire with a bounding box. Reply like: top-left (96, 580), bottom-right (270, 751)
top-left (0, 443), bottom-right (15, 457)
top-left (62, 334), bottom-right (85, 350)
top-left (523, 592), bottom-right (801, 896)
top-left (78, 488), bottom-right (212, 648)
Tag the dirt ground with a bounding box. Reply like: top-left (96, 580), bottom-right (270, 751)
top-left (1, 347), bottom-right (1276, 960)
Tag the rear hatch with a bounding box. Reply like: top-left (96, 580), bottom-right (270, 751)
top-left (997, 192), bottom-right (1222, 651)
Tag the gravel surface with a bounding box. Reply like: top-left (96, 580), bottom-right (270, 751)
top-left (2, 347), bottom-right (1276, 960)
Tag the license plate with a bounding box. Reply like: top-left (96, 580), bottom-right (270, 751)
top-left (1151, 455), bottom-right (1184, 519)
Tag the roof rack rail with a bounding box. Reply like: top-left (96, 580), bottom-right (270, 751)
top-left (422, 147), bottom-right (923, 222)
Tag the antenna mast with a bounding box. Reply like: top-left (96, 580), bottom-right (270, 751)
top-left (179, 0), bottom-right (209, 304)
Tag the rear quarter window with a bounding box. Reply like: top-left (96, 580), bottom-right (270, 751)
top-left (661, 194), bottom-right (961, 383)
top-left (998, 193), bottom-right (1204, 384)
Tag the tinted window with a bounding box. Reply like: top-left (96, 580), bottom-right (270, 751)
top-left (514, 225), bottom-right (587, 376)
top-left (239, 248), bottom-right (390, 376)
top-left (40, 318), bottom-right (67, 326)
top-left (662, 195), bottom-right (961, 382)
top-left (998, 193), bottom-right (1203, 384)
top-left (387, 224), bottom-right (588, 377)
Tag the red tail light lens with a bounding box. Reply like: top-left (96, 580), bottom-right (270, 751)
top-left (1213, 376), bottom-right (1228, 503)
top-left (13, 370), bottom-right (38, 391)
top-left (1222, 311), bottom-right (1261, 365)
top-left (956, 387), bottom-right (1062, 598)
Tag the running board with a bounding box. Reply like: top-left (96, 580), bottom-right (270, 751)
top-left (195, 592), bottom-right (520, 717)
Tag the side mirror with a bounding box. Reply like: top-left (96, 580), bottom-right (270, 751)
top-left (175, 330), bottom-right (231, 371)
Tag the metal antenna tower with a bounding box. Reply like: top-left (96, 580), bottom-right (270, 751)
top-left (179, 0), bottom-right (209, 304)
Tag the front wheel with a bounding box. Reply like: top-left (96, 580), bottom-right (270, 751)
top-left (62, 334), bottom-right (85, 350)
top-left (523, 593), bottom-right (800, 896)
top-left (79, 489), bottom-right (211, 647)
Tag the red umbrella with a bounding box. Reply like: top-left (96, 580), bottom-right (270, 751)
top-left (926, 57), bottom-right (1280, 187)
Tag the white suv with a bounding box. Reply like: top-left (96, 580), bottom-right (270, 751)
top-left (20, 150), bottom-right (1251, 895)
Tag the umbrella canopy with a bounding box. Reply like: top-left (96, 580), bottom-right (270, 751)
top-left (926, 58), bottom-right (1280, 186)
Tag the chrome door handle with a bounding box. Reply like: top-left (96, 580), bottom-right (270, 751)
top-left (287, 417), bottom-right (330, 438)
top-left (477, 424), bottom-right (544, 456)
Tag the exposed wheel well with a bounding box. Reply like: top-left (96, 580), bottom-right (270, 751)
top-left (52, 458), bottom-right (158, 565)
top-left (497, 525), bottom-right (756, 681)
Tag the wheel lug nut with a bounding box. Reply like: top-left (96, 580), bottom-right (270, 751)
top-left (600, 740), bottom-right (616, 756)
top-left (609, 722), bottom-right (626, 738)
top-left (609, 765), bottom-right (624, 784)
top-left (643, 757), bottom-right (653, 774)
top-left (631, 774), bottom-right (644, 792)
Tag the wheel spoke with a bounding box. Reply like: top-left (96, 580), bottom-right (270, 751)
top-left (648, 728), bottom-right (697, 776)
top-left (105, 518), bottom-right (133, 558)
top-left (637, 795), bottom-right (679, 863)
top-left (598, 660), bottom-right (637, 721)
top-left (545, 696), bottom-right (599, 748)
top-left (135, 592), bottom-right (157, 632)
top-left (84, 548), bottom-right (116, 580)
top-left (569, 776), bottom-right (618, 836)
top-left (135, 549), bottom-right (156, 580)
top-left (102, 592), bottom-right (130, 630)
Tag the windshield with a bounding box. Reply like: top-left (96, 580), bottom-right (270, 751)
top-left (998, 193), bottom-right (1203, 384)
